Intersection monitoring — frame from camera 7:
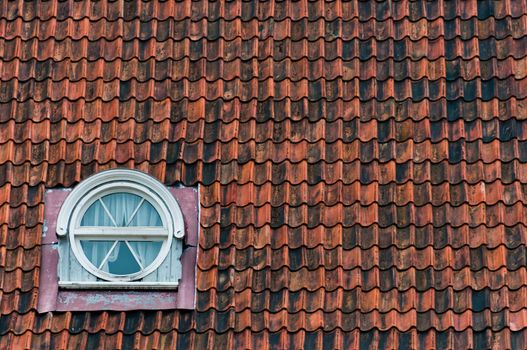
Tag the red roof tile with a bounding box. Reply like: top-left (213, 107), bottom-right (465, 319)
top-left (1, 0), bottom-right (527, 348)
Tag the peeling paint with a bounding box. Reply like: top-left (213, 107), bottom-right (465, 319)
top-left (56, 290), bottom-right (179, 311)
top-left (84, 293), bottom-right (166, 305)
top-left (42, 219), bottom-right (48, 236)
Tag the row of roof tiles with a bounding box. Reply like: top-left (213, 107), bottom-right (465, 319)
top-left (4, 328), bottom-right (527, 350)
top-left (1, 15), bottom-right (526, 41)
top-left (2, 117), bottom-right (527, 144)
top-left (2, 159), bottom-right (527, 187)
top-left (2, 308), bottom-right (527, 333)
top-left (1, 36), bottom-right (524, 62)
top-left (3, 139), bottom-right (527, 166)
top-left (6, 264), bottom-right (527, 294)
top-left (194, 223), bottom-right (527, 250)
top-left (3, 328), bottom-right (527, 350)
top-left (206, 201), bottom-right (527, 228)
top-left (2, 98), bottom-right (525, 123)
top-left (2, 57), bottom-right (527, 84)
top-left (198, 244), bottom-right (527, 272)
top-left (199, 267), bottom-right (527, 293)
top-left (160, 286), bottom-right (527, 314)
top-left (1, 76), bottom-right (526, 103)
top-left (2, 0), bottom-right (525, 22)
top-left (3, 57), bottom-right (527, 83)
top-left (5, 180), bottom-right (527, 208)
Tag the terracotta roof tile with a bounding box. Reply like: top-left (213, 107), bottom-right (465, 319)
top-left (1, 0), bottom-right (527, 348)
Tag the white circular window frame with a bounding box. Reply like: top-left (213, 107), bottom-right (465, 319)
top-left (56, 169), bottom-right (185, 282)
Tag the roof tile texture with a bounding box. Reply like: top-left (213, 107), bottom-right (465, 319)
top-left (1, 0), bottom-right (527, 349)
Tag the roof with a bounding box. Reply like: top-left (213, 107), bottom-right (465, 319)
top-left (1, 0), bottom-right (527, 348)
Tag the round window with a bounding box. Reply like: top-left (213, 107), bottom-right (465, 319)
top-left (56, 169), bottom-right (184, 282)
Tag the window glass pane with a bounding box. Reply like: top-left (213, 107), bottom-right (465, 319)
top-left (81, 240), bottom-right (162, 276)
top-left (81, 201), bottom-right (113, 226)
top-left (80, 192), bottom-right (162, 227)
top-left (107, 241), bottom-right (142, 275)
top-left (81, 240), bottom-right (148, 275)
top-left (80, 240), bottom-right (118, 271)
top-left (127, 200), bottom-right (162, 226)
top-left (102, 193), bottom-right (142, 226)
top-left (128, 241), bottom-right (163, 267)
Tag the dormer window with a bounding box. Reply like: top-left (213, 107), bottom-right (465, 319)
top-left (38, 169), bottom-right (198, 311)
top-left (55, 169), bottom-right (184, 288)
